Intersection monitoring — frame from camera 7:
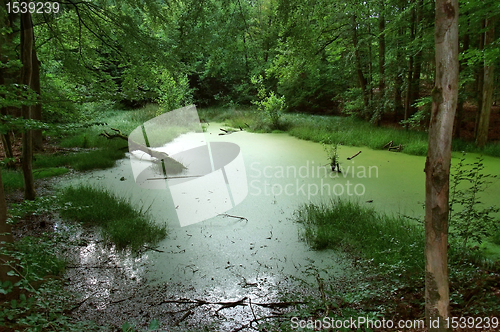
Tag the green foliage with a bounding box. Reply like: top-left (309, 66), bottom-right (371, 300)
top-left (59, 185), bottom-right (167, 251)
top-left (0, 232), bottom-right (81, 331)
top-left (251, 75), bottom-right (286, 129)
top-left (449, 154), bottom-right (500, 248)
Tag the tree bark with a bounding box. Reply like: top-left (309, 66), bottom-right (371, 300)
top-left (454, 30), bottom-right (469, 139)
top-left (394, 27), bottom-right (404, 119)
top-left (0, 167), bottom-right (18, 301)
top-left (475, 17), bottom-right (495, 148)
top-left (404, 2), bottom-right (416, 128)
top-left (378, 1), bottom-right (385, 97)
top-left (425, 0), bottom-right (458, 330)
top-left (411, 0), bottom-right (424, 117)
top-left (31, 43), bottom-right (43, 152)
top-left (20, 11), bottom-right (36, 201)
top-left (352, 15), bottom-right (368, 108)
top-left (474, 19), bottom-right (485, 137)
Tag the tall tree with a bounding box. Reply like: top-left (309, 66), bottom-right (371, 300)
top-left (424, 0), bottom-right (458, 330)
top-left (20, 11), bottom-right (36, 200)
top-left (475, 16), bottom-right (496, 147)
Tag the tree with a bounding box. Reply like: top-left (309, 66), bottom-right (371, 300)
top-left (424, 0), bottom-right (458, 330)
top-left (0, 167), bottom-right (17, 301)
top-left (20, 11), bottom-right (36, 201)
top-left (475, 16), bottom-right (496, 147)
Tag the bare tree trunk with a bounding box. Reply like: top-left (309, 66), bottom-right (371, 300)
top-left (32, 43), bottom-right (43, 152)
top-left (475, 17), bottom-right (495, 148)
top-left (425, 0), bottom-right (458, 330)
top-left (394, 27), bottom-right (404, 120)
top-left (454, 31), bottom-right (469, 139)
top-left (352, 15), bottom-right (368, 108)
top-left (20, 11), bottom-right (36, 201)
top-left (378, 1), bottom-right (385, 96)
top-left (411, 0), bottom-right (424, 117)
top-left (404, 2), bottom-right (416, 129)
top-left (0, 167), bottom-right (19, 301)
top-left (474, 19), bottom-right (485, 137)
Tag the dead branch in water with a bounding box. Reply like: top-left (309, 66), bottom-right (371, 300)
top-left (347, 150), bottom-right (362, 160)
top-left (218, 213), bottom-right (248, 222)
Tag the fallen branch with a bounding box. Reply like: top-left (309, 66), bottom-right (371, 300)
top-left (388, 144), bottom-right (402, 152)
top-left (143, 245), bottom-right (164, 253)
top-left (347, 150), bottom-right (362, 160)
top-left (219, 213), bottom-right (248, 222)
top-left (383, 140), bottom-right (393, 149)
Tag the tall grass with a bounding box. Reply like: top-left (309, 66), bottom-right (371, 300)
top-left (59, 185), bottom-right (167, 251)
top-left (295, 199), bottom-right (425, 273)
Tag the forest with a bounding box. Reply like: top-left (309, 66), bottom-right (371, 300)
top-left (1, 0), bottom-right (500, 331)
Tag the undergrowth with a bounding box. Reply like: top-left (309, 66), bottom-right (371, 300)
top-left (294, 199), bottom-right (500, 324)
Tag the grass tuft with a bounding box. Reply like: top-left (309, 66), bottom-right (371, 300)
top-left (295, 199), bottom-right (424, 273)
top-left (59, 185), bottom-right (167, 251)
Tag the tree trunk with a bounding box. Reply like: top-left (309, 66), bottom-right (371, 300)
top-left (411, 0), bottom-right (424, 117)
top-left (404, 2), bottom-right (416, 129)
top-left (394, 25), bottom-right (404, 120)
top-left (0, 167), bottom-right (18, 301)
top-left (374, 0), bottom-right (385, 126)
top-left (475, 17), bottom-right (495, 148)
top-left (352, 15), bottom-right (368, 108)
top-left (474, 19), bottom-right (485, 137)
top-left (425, 0), bottom-right (458, 330)
top-left (378, 1), bottom-right (385, 97)
top-left (454, 31), bottom-right (470, 139)
top-left (31, 43), bottom-right (43, 152)
top-left (20, 11), bottom-right (36, 201)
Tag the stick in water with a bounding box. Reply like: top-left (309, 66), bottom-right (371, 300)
top-left (347, 150), bottom-right (362, 160)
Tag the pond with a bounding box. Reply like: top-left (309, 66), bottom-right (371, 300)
top-left (63, 122), bottom-right (500, 330)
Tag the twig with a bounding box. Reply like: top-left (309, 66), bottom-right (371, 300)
top-left (146, 175), bottom-right (202, 180)
top-left (65, 291), bottom-right (97, 312)
top-left (383, 140), bottom-right (393, 149)
top-left (347, 150), bottom-right (362, 160)
top-left (143, 245), bottom-right (164, 253)
top-left (219, 213), bottom-right (248, 222)
top-left (249, 298), bottom-right (257, 323)
top-left (174, 310), bottom-right (193, 326)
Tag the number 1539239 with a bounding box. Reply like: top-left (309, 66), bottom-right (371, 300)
top-left (6, 2), bottom-right (59, 14)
